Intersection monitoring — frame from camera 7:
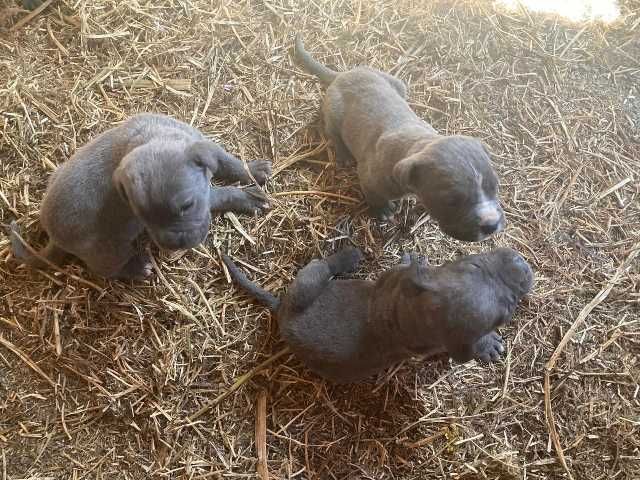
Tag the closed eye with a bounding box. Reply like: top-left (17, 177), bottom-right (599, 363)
top-left (465, 261), bottom-right (484, 272)
top-left (445, 195), bottom-right (463, 208)
top-left (180, 200), bottom-right (194, 213)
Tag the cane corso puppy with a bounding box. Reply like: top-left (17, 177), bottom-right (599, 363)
top-left (294, 36), bottom-right (505, 242)
top-left (9, 113), bottom-right (271, 279)
top-left (222, 247), bottom-right (533, 383)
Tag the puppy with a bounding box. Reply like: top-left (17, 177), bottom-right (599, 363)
top-left (222, 247), bottom-right (533, 383)
top-left (9, 113), bottom-right (271, 279)
top-left (294, 36), bottom-right (505, 242)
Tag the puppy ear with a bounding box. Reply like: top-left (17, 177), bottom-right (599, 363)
top-left (188, 141), bottom-right (223, 175)
top-left (112, 163), bottom-right (130, 204)
top-left (393, 151), bottom-right (434, 192)
top-left (406, 259), bottom-right (432, 291)
top-left (392, 154), bottom-right (420, 191)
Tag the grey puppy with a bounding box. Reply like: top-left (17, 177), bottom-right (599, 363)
top-left (294, 36), bottom-right (505, 242)
top-left (222, 247), bottom-right (533, 383)
top-left (9, 113), bottom-right (272, 279)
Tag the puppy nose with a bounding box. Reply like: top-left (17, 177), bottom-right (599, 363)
top-left (480, 221), bottom-right (500, 236)
top-left (476, 203), bottom-right (503, 236)
top-left (176, 233), bottom-right (189, 249)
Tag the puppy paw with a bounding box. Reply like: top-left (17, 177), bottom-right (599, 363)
top-left (400, 252), bottom-right (425, 265)
top-left (327, 247), bottom-right (363, 274)
top-left (240, 186), bottom-right (271, 214)
top-left (335, 151), bottom-right (355, 168)
top-left (368, 203), bottom-right (395, 222)
top-left (119, 253), bottom-right (154, 280)
top-left (247, 160), bottom-right (272, 185)
top-left (473, 332), bottom-right (505, 362)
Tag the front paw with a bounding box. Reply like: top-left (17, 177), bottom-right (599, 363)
top-left (119, 253), bottom-right (153, 280)
top-left (239, 186), bottom-right (271, 214)
top-left (400, 252), bottom-right (425, 265)
top-left (473, 332), bottom-right (505, 362)
top-left (247, 160), bottom-right (272, 185)
top-left (368, 202), bottom-right (395, 221)
top-left (328, 247), bottom-right (363, 273)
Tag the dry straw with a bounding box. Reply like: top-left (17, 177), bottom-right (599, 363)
top-left (1, 0), bottom-right (638, 478)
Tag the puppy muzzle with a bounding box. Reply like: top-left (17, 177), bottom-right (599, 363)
top-left (475, 201), bottom-right (505, 241)
top-left (434, 201), bottom-right (505, 242)
top-left (150, 224), bottom-right (210, 251)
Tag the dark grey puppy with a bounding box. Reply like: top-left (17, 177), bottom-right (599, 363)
top-left (9, 113), bottom-right (271, 279)
top-left (294, 36), bottom-right (505, 242)
top-left (222, 247), bottom-right (533, 383)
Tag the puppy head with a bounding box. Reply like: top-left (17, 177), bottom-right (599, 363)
top-left (113, 140), bottom-right (223, 250)
top-left (393, 136), bottom-right (504, 242)
top-left (408, 247), bottom-right (533, 334)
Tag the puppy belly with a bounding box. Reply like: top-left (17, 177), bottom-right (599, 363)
top-left (280, 318), bottom-right (396, 383)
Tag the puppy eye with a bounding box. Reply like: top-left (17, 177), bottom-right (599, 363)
top-left (180, 200), bottom-right (194, 213)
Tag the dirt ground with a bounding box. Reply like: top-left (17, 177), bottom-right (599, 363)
top-left (1, 0), bottom-right (639, 479)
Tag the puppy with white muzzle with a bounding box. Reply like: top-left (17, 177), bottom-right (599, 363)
top-left (294, 36), bottom-right (505, 242)
top-left (9, 113), bottom-right (272, 279)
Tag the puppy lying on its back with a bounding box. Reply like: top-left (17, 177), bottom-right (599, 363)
top-left (294, 36), bottom-right (505, 242)
top-left (222, 247), bottom-right (533, 383)
top-left (9, 113), bottom-right (271, 279)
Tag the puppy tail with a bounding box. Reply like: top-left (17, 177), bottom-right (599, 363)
top-left (8, 221), bottom-right (67, 269)
top-left (221, 254), bottom-right (280, 312)
top-left (294, 34), bottom-right (338, 85)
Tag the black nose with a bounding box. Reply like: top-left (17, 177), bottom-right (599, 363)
top-left (176, 233), bottom-right (191, 249)
top-left (480, 221), bottom-right (500, 236)
top-left (160, 232), bottom-right (187, 250)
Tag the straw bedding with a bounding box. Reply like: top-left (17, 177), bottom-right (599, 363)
top-left (1, 0), bottom-right (638, 478)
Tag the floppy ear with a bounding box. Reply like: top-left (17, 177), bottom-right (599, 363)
top-left (188, 141), bottom-right (223, 175)
top-left (392, 153), bottom-right (421, 191)
top-left (392, 149), bottom-right (437, 192)
top-left (405, 259), bottom-right (432, 291)
top-left (112, 163), bottom-right (130, 204)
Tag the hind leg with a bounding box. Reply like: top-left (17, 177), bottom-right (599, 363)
top-left (325, 127), bottom-right (355, 168)
top-left (36, 242), bottom-right (69, 267)
top-left (322, 95), bottom-right (355, 168)
top-left (288, 248), bottom-right (363, 311)
top-left (9, 222), bottom-right (69, 269)
top-left (80, 243), bottom-right (151, 280)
